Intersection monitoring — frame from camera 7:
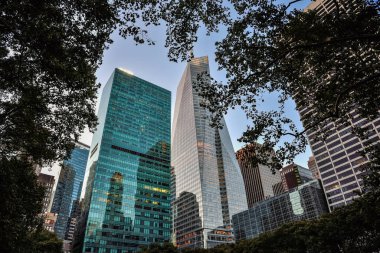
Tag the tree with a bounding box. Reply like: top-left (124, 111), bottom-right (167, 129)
top-left (0, 1), bottom-right (118, 251)
top-left (118, 0), bottom-right (380, 169)
top-left (0, 0), bottom-right (118, 164)
top-left (28, 229), bottom-right (63, 253)
top-left (0, 158), bottom-right (45, 253)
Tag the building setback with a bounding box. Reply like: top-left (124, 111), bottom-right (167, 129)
top-left (79, 69), bottom-right (171, 253)
top-left (236, 144), bottom-right (282, 208)
top-left (232, 180), bottom-right (328, 241)
top-left (298, 0), bottom-right (380, 211)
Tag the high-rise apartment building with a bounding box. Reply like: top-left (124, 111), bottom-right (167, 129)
top-left (79, 69), bottom-right (171, 253)
top-left (236, 144), bottom-right (282, 208)
top-left (232, 180), bottom-right (328, 240)
top-left (51, 143), bottom-right (90, 240)
top-left (172, 56), bottom-right (247, 249)
top-left (37, 173), bottom-right (55, 213)
top-left (299, 0), bottom-right (380, 211)
top-left (280, 163), bottom-right (314, 192)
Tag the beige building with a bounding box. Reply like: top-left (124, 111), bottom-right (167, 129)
top-left (236, 144), bottom-right (282, 208)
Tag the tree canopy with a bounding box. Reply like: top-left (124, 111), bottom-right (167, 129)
top-left (114, 0), bottom-right (380, 169)
top-left (1, 0), bottom-right (379, 252)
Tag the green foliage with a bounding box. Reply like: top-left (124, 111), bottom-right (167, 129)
top-left (0, 158), bottom-right (45, 253)
top-left (28, 230), bottom-right (63, 253)
top-left (0, 0), bottom-right (117, 164)
top-left (117, 0), bottom-right (380, 170)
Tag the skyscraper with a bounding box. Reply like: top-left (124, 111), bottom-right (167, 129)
top-left (52, 164), bottom-right (75, 239)
top-left (80, 68), bottom-right (171, 253)
top-left (236, 144), bottom-right (282, 208)
top-left (172, 56), bottom-right (247, 249)
top-left (51, 143), bottom-right (89, 240)
top-left (298, 0), bottom-right (380, 211)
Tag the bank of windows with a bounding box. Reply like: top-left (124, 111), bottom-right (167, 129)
top-left (328, 195), bottom-right (344, 204)
top-left (317, 157), bottom-right (332, 168)
top-left (330, 151), bottom-right (347, 161)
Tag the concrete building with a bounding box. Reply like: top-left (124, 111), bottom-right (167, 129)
top-left (236, 144), bottom-right (282, 208)
top-left (37, 173), bottom-right (55, 214)
top-left (298, 0), bottom-right (380, 211)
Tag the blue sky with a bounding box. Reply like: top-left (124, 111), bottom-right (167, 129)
top-left (79, 0), bottom-right (313, 168)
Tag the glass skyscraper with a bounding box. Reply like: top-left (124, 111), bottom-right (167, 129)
top-left (80, 68), bottom-right (171, 253)
top-left (51, 142), bottom-right (90, 239)
top-left (172, 56), bottom-right (248, 249)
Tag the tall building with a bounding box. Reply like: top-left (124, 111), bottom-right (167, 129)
top-left (80, 68), bottom-right (171, 253)
top-left (280, 163), bottom-right (314, 192)
top-left (308, 156), bottom-right (320, 179)
top-left (298, 0), bottom-right (380, 211)
top-left (52, 164), bottom-right (75, 239)
top-left (232, 180), bottom-right (328, 241)
top-left (236, 144), bottom-right (282, 208)
top-left (37, 173), bottom-right (55, 213)
top-left (172, 56), bottom-right (247, 249)
top-left (51, 143), bottom-right (90, 240)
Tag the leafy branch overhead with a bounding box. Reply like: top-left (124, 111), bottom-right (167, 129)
top-left (119, 0), bottom-right (379, 170)
top-left (113, 0), bottom-right (380, 169)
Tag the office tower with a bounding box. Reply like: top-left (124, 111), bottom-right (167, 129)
top-left (52, 164), bottom-right (75, 239)
top-left (308, 156), bottom-right (320, 179)
top-left (172, 56), bottom-right (247, 249)
top-left (37, 173), bottom-right (55, 213)
top-left (298, 0), bottom-right (380, 211)
top-left (280, 163), bottom-right (314, 192)
top-left (79, 68), bottom-right (171, 253)
top-left (232, 180), bottom-right (328, 240)
top-left (236, 144), bottom-right (282, 208)
top-left (51, 143), bottom-right (90, 240)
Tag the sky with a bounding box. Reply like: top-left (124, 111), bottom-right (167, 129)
top-left (74, 0), bottom-right (313, 168)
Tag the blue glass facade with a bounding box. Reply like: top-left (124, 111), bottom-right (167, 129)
top-left (81, 69), bottom-right (171, 253)
top-left (66, 144), bottom-right (90, 211)
top-left (52, 143), bottom-right (89, 239)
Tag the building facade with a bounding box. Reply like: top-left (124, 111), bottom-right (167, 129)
top-left (308, 156), bottom-right (320, 179)
top-left (37, 173), bottom-right (55, 214)
top-left (171, 56), bottom-right (247, 249)
top-left (51, 164), bottom-right (75, 239)
top-left (80, 69), bottom-right (172, 253)
top-left (298, 0), bottom-right (380, 211)
top-left (280, 163), bottom-right (314, 192)
top-left (51, 143), bottom-right (90, 240)
top-left (232, 180), bottom-right (328, 240)
top-left (236, 144), bottom-right (282, 208)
